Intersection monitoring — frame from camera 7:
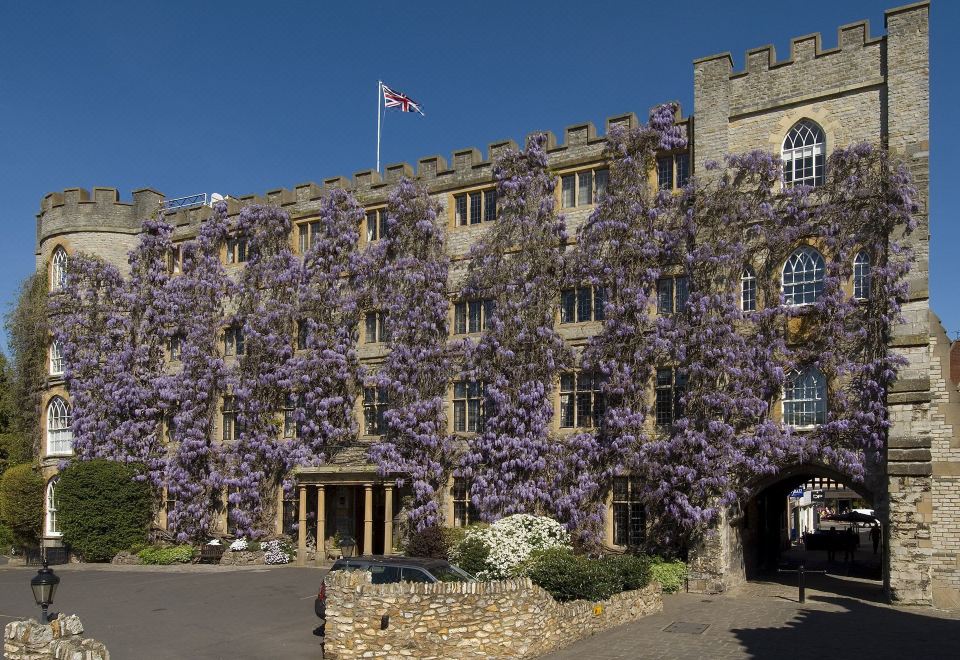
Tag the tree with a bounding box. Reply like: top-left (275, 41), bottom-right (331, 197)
top-left (4, 271), bottom-right (49, 462)
top-left (368, 179), bottom-right (454, 530)
top-left (56, 459), bottom-right (153, 561)
top-left (459, 134), bottom-right (573, 520)
top-left (0, 464), bottom-right (44, 547)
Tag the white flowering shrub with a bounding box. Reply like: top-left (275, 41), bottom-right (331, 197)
top-left (262, 539), bottom-right (291, 564)
top-left (453, 514), bottom-right (570, 580)
top-left (229, 538), bottom-right (248, 552)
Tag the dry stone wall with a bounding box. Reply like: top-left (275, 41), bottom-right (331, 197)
top-left (323, 571), bottom-right (662, 659)
top-left (4, 614), bottom-right (109, 660)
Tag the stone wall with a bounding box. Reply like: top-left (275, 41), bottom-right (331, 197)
top-left (323, 571), bottom-right (662, 659)
top-left (4, 614), bottom-right (109, 660)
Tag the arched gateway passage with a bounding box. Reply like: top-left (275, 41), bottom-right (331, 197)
top-left (740, 463), bottom-right (883, 598)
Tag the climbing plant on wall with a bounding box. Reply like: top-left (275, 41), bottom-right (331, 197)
top-left (164, 202), bottom-right (233, 542)
top-left (287, 188), bottom-right (365, 469)
top-left (367, 179), bottom-right (454, 530)
top-left (223, 204), bottom-right (300, 538)
top-left (459, 133), bottom-right (573, 521)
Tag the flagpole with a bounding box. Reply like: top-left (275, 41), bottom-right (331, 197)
top-left (376, 80), bottom-right (382, 172)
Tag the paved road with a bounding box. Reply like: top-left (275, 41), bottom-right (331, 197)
top-left (544, 576), bottom-right (960, 660)
top-left (3, 563), bottom-right (959, 659)
top-left (0, 563), bottom-right (327, 659)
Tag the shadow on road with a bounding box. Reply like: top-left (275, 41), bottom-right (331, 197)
top-left (731, 595), bottom-right (960, 658)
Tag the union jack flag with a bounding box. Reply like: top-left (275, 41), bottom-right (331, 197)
top-left (382, 84), bottom-right (424, 115)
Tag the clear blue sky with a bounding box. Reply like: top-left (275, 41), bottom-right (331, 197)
top-left (0, 1), bottom-right (955, 350)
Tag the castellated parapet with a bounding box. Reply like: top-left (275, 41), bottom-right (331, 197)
top-left (35, 109), bottom-right (671, 255)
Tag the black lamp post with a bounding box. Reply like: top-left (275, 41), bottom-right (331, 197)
top-left (30, 561), bottom-right (60, 624)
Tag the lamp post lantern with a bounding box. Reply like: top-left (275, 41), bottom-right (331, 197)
top-left (30, 561), bottom-right (60, 623)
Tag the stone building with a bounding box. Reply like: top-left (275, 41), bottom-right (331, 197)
top-left (34, 2), bottom-right (958, 606)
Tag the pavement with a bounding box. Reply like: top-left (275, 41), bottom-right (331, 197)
top-left (3, 559), bottom-right (959, 659)
top-left (0, 561), bottom-right (327, 659)
top-left (543, 574), bottom-right (960, 660)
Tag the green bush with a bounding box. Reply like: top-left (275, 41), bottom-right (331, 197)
top-left (650, 557), bottom-right (687, 593)
top-left (522, 548), bottom-right (655, 603)
top-left (57, 459), bottom-right (153, 562)
top-left (603, 553), bottom-right (653, 591)
top-left (138, 544), bottom-right (195, 565)
top-left (0, 464), bottom-right (43, 547)
top-left (0, 521), bottom-right (14, 553)
top-left (405, 525), bottom-right (450, 559)
top-left (449, 531), bottom-right (489, 576)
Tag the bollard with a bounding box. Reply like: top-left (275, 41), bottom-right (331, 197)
top-left (798, 562), bottom-right (805, 603)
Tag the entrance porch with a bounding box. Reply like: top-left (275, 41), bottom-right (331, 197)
top-left (293, 468), bottom-right (397, 566)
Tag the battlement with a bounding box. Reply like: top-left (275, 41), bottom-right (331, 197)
top-left (145, 107), bottom-right (684, 227)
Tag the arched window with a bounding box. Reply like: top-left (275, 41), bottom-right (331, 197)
top-left (46, 478), bottom-right (61, 536)
top-left (46, 397), bottom-right (73, 456)
top-left (49, 340), bottom-right (64, 376)
top-left (783, 366), bottom-right (826, 428)
top-left (741, 266), bottom-right (757, 312)
top-left (853, 251), bottom-right (871, 301)
top-left (782, 247), bottom-right (825, 306)
top-left (50, 247), bottom-right (68, 291)
top-left (782, 120), bottom-right (825, 187)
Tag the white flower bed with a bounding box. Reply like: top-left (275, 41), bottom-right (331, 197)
top-left (229, 538), bottom-right (248, 552)
top-left (262, 539), bottom-right (291, 564)
top-left (455, 514), bottom-right (570, 580)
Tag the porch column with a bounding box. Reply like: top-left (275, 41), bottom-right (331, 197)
top-left (315, 485), bottom-right (326, 566)
top-left (383, 484), bottom-right (394, 555)
top-left (604, 490), bottom-right (615, 547)
top-left (363, 483), bottom-right (374, 555)
top-left (297, 485), bottom-right (308, 566)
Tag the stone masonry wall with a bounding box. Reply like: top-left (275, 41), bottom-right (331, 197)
top-left (323, 571), bottom-right (662, 659)
top-left (4, 614), bottom-right (109, 660)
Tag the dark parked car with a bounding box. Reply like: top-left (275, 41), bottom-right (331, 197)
top-left (315, 556), bottom-right (474, 619)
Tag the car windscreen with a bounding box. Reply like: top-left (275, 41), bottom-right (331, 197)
top-left (430, 564), bottom-right (473, 582)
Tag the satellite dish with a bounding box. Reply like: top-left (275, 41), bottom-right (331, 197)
top-left (209, 193), bottom-right (225, 205)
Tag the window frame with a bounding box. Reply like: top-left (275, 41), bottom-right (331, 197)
top-left (454, 187), bottom-right (497, 226)
top-left (782, 366), bottom-right (827, 429)
top-left (46, 396), bottom-right (73, 456)
top-left (225, 324), bottom-right (245, 356)
top-left (298, 220), bottom-right (321, 254)
top-left (50, 246), bottom-right (68, 291)
top-left (782, 246), bottom-right (826, 307)
top-left (226, 235), bottom-right (248, 264)
top-left (560, 167), bottom-right (609, 208)
top-left (46, 478), bottom-right (62, 537)
top-left (362, 386), bottom-right (390, 436)
top-left (560, 286), bottom-right (606, 323)
top-left (741, 266), bottom-right (757, 312)
top-left (49, 340), bottom-right (64, 376)
top-left (853, 251), bottom-right (871, 301)
top-left (453, 299), bottom-right (494, 335)
top-left (452, 478), bottom-right (476, 528)
top-left (782, 120), bottom-right (826, 188)
top-left (656, 275), bottom-right (689, 315)
top-left (613, 476), bottom-right (645, 548)
top-left (453, 381), bottom-right (484, 433)
top-left (365, 208), bottom-right (388, 243)
top-left (654, 367), bottom-right (687, 428)
top-left (364, 311), bottom-right (390, 344)
top-left (559, 371), bottom-right (606, 429)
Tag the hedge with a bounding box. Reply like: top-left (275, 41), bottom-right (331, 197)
top-left (0, 464), bottom-right (43, 547)
top-left (650, 557), bottom-right (687, 593)
top-left (138, 545), bottom-right (195, 565)
top-left (57, 459), bottom-right (153, 562)
top-left (523, 548), bottom-right (652, 603)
